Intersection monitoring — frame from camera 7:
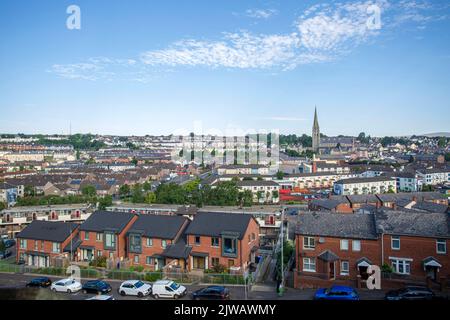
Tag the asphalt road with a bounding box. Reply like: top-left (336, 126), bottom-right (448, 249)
top-left (0, 272), bottom-right (390, 300)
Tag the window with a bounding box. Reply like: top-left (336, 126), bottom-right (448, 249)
top-left (228, 259), bottom-right (235, 268)
top-left (105, 232), bottom-right (116, 249)
top-left (303, 258), bottom-right (316, 272)
top-left (20, 239), bottom-right (27, 249)
top-left (146, 238), bottom-right (153, 247)
top-left (84, 232), bottom-right (89, 240)
top-left (146, 256), bottom-right (153, 265)
top-left (97, 250), bottom-right (102, 257)
top-left (109, 252), bottom-right (114, 259)
top-left (391, 259), bottom-right (411, 275)
top-left (34, 241), bottom-right (38, 251)
top-left (352, 240), bottom-right (361, 252)
top-left (161, 240), bottom-right (167, 249)
top-left (303, 237), bottom-right (315, 250)
top-left (211, 237), bottom-right (219, 247)
top-left (96, 233), bottom-right (102, 242)
top-left (341, 261), bottom-right (350, 276)
top-left (134, 255), bottom-right (139, 264)
top-left (194, 236), bottom-right (201, 245)
top-left (340, 239), bottom-right (349, 251)
top-left (391, 236), bottom-right (400, 250)
top-left (129, 234), bottom-right (142, 253)
top-left (52, 242), bottom-right (60, 253)
top-left (41, 241), bottom-right (44, 251)
top-left (251, 233), bottom-right (256, 241)
top-left (211, 257), bottom-right (220, 267)
top-left (437, 239), bottom-right (447, 254)
top-left (222, 237), bottom-right (237, 257)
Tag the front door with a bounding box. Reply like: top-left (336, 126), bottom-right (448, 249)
top-left (193, 256), bottom-right (206, 270)
top-left (329, 262), bottom-right (335, 279)
top-left (425, 266), bottom-right (437, 281)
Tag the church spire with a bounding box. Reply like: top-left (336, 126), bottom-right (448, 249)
top-left (312, 106), bottom-right (320, 154)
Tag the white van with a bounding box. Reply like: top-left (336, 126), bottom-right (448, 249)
top-left (152, 280), bottom-right (187, 299)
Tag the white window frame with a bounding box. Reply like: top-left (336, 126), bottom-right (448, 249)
top-left (20, 239), bottom-right (27, 249)
top-left (352, 240), bottom-right (361, 252)
top-left (303, 237), bottom-right (315, 250)
top-left (52, 242), bottom-right (60, 253)
top-left (96, 233), bottom-right (102, 242)
top-left (340, 261), bottom-right (350, 276)
top-left (340, 239), bottom-right (349, 251)
top-left (436, 239), bottom-right (446, 254)
top-left (303, 257), bottom-right (316, 272)
top-left (134, 255), bottom-right (139, 263)
top-left (146, 238), bottom-right (153, 247)
top-left (161, 239), bottom-right (167, 249)
top-left (390, 258), bottom-right (412, 275)
top-left (391, 236), bottom-right (400, 250)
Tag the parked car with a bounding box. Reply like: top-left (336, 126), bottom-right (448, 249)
top-left (385, 286), bottom-right (435, 301)
top-left (192, 286), bottom-right (230, 300)
top-left (0, 250), bottom-right (12, 260)
top-left (82, 280), bottom-right (112, 295)
top-left (50, 278), bottom-right (82, 293)
top-left (314, 286), bottom-right (360, 301)
top-left (3, 239), bottom-right (15, 248)
top-left (118, 280), bottom-right (152, 298)
top-left (86, 295), bottom-right (115, 300)
top-left (152, 280), bottom-right (187, 299)
top-left (26, 277), bottom-right (52, 288)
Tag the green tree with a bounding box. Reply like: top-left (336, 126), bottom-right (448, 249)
top-left (131, 157), bottom-right (138, 165)
top-left (0, 202), bottom-right (6, 211)
top-left (81, 185), bottom-right (97, 197)
top-left (142, 181), bottom-right (152, 192)
top-left (131, 184), bottom-right (145, 203)
top-left (438, 138), bottom-right (447, 148)
top-left (446, 153), bottom-right (450, 162)
top-left (0, 240), bottom-right (5, 252)
top-left (24, 185), bottom-right (35, 197)
top-left (119, 184), bottom-right (131, 199)
top-left (144, 192), bottom-right (157, 204)
top-left (276, 171), bottom-right (285, 180)
top-left (98, 195), bottom-right (113, 210)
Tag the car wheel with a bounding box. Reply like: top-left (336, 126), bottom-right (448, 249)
top-left (174, 294), bottom-right (180, 300)
top-left (137, 292), bottom-right (144, 298)
top-left (52, 288), bottom-right (57, 293)
top-left (120, 290), bottom-right (126, 296)
top-left (67, 289), bottom-right (72, 294)
top-left (82, 290), bottom-right (87, 294)
top-left (153, 294), bottom-right (159, 299)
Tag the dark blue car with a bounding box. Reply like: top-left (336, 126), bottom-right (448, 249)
top-left (314, 286), bottom-right (360, 301)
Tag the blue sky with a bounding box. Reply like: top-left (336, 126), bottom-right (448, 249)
top-left (1, 0), bottom-right (450, 137)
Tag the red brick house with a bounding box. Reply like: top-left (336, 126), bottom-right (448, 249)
top-left (16, 220), bottom-right (79, 267)
top-left (294, 213), bottom-right (380, 288)
top-left (184, 212), bottom-right (259, 272)
top-left (126, 214), bottom-right (189, 271)
top-left (376, 210), bottom-right (449, 285)
top-left (294, 210), bottom-right (450, 289)
top-left (77, 211), bottom-right (138, 263)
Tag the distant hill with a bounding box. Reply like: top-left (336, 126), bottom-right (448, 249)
top-left (420, 132), bottom-right (450, 138)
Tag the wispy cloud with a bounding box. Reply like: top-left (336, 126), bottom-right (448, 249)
top-left (245, 9), bottom-right (278, 19)
top-left (48, 0), bottom-right (450, 81)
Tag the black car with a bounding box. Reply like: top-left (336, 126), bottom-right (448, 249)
top-left (192, 286), bottom-right (230, 300)
top-left (26, 277), bottom-right (52, 288)
top-left (3, 239), bottom-right (16, 248)
top-left (82, 280), bottom-right (112, 294)
top-left (0, 250), bottom-right (12, 259)
top-left (385, 286), bottom-right (435, 301)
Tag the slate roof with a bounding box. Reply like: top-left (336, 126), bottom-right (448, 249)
top-left (295, 212), bottom-right (378, 240)
top-left (318, 250), bottom-right (339, 262)
top-left (375, 211), bottom-right (449, 238)
top-left (185, 212), bottom-right (254, 239)
top-left (127, 214), bottom-right (187, 239)
top-left (79, 211), bottom-right (136, 233)
top-left (162, 237), bottom-right (192, 259)
top-left (347, 194), bottom-right (379, 204)
top-left (412, 201), bottom-right (448, 214)
top-left (310, 199), bottom-right (342, 210)
top-left (335, 177), bottom-right (395, 184)
top-left (17, 220), bottom-right (79, 242)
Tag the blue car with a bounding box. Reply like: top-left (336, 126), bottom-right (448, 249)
top-left (314, 286), bottom-right (360, 301)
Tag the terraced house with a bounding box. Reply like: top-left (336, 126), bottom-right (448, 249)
top-left (16, 220), bottom-right (79, 267)
top-left (126, 214), bottom-right (189, 271)
top-left (184, 212), bottom-right (259, 272)
top-left (294, 210), bottom-right (450, 289)
top-left (77, 211), bottom-right (138, 263)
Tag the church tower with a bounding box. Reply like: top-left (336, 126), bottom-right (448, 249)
top-left (312, 107), bottom-right (320, 154)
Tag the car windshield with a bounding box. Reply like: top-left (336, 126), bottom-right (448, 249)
top-left (170, 282), bottom-right (180, 290)
top-left (65, 280), bottom-right (74, 286)
top-left (134, 281), bottom-right (145, 288)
